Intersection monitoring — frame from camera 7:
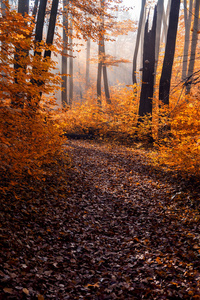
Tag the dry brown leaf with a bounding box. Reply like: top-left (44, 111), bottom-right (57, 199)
top-left (3, 288), bottom-right (13, 294)
top-left (22, 288), bottom-right (29, 295)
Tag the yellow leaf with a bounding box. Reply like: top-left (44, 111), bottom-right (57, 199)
top-left (37, 295), bottom-right (45, 300)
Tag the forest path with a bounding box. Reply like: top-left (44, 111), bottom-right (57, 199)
top-left (1, 140), bottom-right (199, 299)
top-left (63, 139), bottom-right (200, 299)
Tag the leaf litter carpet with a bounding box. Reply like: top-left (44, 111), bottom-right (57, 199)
top-left (1, 140), bottom-right (200, 299)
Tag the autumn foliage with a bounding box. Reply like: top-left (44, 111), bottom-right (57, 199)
top-left (0, 6), bottom-right (70, 195)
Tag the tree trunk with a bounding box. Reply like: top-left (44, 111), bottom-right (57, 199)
top-left (139, 8), bottom-right (146, 84)
top-left (86, 38), bottom-right (90, 90)
top-left (44, 0), bottom-right (59, 59)
top-left (161, 0), bottom-right (171, 43)
top-left (97, 40), bottom-right (103, 106)
top-left (69, 17), bottom-right (73, 106)
top-left (32, 0), bottom-right (39, 21)
top-left (61, 0), bottom-right (68, 108)
top-left (0, 0), bottom-right (8, 95)
top-left (11, 0), bottom-right (29, 108)
top-left (132, 0), bottom-right (146, 84)
top-left (0, 0), bottom-right (7, 12)
top-left (29, 0), bottom-right (59, 108)
top-left (159, 0), bottom-right (181, 105)
top-left (139, 5), bottom-right (157, 118)
top-left (102, 39), bottom-right (110, 104)
top-left (34, 0), bottom-right (47, 56)
top-left (155, 0), bottom-right (164, 73)
top-left (182, 0), bottom-right (193, 81)
top-left (96, 0), bottom-right (110, 105)
top-left (186, 0), bottom-right (199, 94)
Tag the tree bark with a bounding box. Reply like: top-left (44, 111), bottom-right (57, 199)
top-left (34, 0), bottom-right (47, 57)
top-left (186, 0), bottom-right (199, 94)
top-left (61, 0), bottom-right (68, 108)
top-left (161, 0), bottom-right (171, 44)
top-left (96, 0), bottom-right (110, 105)
top-left (86, 38), bottom-right (90, 90)
top-left (159, 0), bottom-right (181, 105)
top-left (12, 0), bottom-right (29, 108)
top-left (139, 5), bottom-right (157, 118)
top-left (182, 0), bottom-right (193, 81)
top-left (155, 0), bottom-right (164, 73)
top-left (29, 0), bottom-right (59, 108)
top-left (97, 40), bottom-right (103, 106)
top-left (44, 0), bottom-right (59, 59)
top-left (32, 0), bottom-right (39, 21)
top-left (69, 17), bottom-right (73, 106)
top-left (102, 39), bottom-right (110, 104)
top-left (132, 0), bottom-right (146, 84)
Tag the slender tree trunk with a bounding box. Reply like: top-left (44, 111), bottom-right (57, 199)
top-left (77, 54), bottom-right (83, 101)
top-left (96, 0), bottom-right (110, 105)
top-left (139, 8), bottom-right (146, 84)
top-left (34, 0), bottom-right (47, 56)
top-left (61, 0), bottom-right (68, 108)
top-left (155, 0), bottom-right (164, 73)
top-left (0, 0), bottom-right (7, 13)
top-left (159, 0), bottom-right (181, 105)
top-left (0, 0), bottom-right (8, 95)
top-left (69, 17), bottom-right (73, 106)
top-left (29, 0), bottom-right (59, 108)
top-left (186, 0), bottom-right (199, 94)
top-left (97, 40), bottom-right (103, 106)
top-left (102, 39), bottom-right (110, 103)
top-left (139, 5), bottom-right (157, 118)
top-left (32, 0), bottom-right (39, 20)
top-left (44, 0), bottom-right (59, 59)
top-left (132, 0), bottom-right (146, 84)
top-left (86, 38), bottom-right (90, 90)
top-left (11, 0), bottom-right (29, 108)
top-left (182, 0), bottom-right (193, 81)
top-left (161, 0), bottom-right (171, 43)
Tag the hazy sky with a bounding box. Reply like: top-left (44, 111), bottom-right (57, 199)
top-left (123, 0), bottom-right (142, 20)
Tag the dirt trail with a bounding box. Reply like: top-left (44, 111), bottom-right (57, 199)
top-left (64, 140), bottom-right (200, 299)
top-left (1, 140), bottom-right (199, 299)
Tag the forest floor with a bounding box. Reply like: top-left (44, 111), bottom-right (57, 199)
top-left (1, 139), bottom-right (200, 299)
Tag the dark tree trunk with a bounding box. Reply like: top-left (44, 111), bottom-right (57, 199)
top-left (61, 0), bottom-right (68, 108)
top-left (132, 0), bottom-right (146, 84)
top-left (12, 0), bottom-right (29, 108)
top-left (186, 0), bottom-right (199, 94)
top-left (96, 0), bottom-right (110, 105)
top-left (0, 0), bottom-right (7, 95)
top-left (34, 0), bottom-right (48, 56)
top-left (102, 39), bottom-right (110, 104)
top-left (44, 0), bottom-right (59, 58)
top-left (28, 0), bottom-right (59, 109)
top-left (69, 17), bottom-right (73, 106)
top-left (139, 6), bottom-right (157, 118)
top-left (159, 0), bottom-right (181, 105)
top-left (155, 0), bottom-right (164, 73)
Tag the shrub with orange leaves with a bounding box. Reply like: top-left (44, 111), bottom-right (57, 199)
top-left (152, 94), bottom-right (200, 177)
top-left (62, 85), bottom-right (142, 143)
top-left (0, 6), bottom-right (70, 195)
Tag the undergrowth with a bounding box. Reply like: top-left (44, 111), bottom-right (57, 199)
top-left (62, 86), bottom-right (200, 178)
